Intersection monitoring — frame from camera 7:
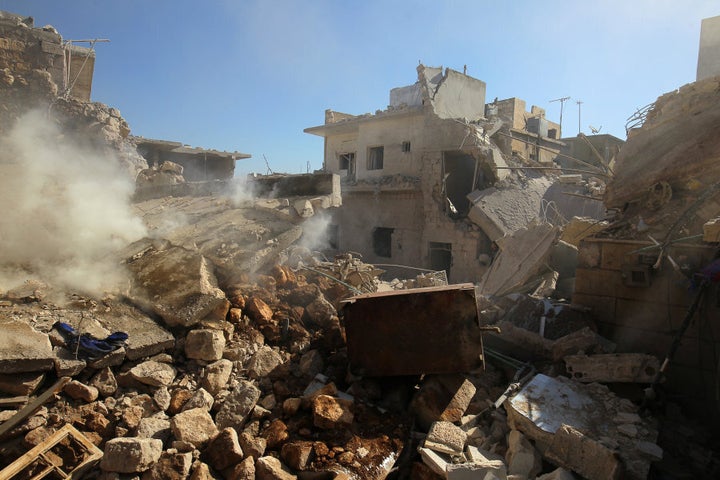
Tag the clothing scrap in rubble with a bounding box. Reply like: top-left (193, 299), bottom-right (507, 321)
top-left (52, 321), bottom-right (129, 361)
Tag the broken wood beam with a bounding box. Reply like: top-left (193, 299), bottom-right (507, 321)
top-left (0, 376), bottom-right (70, 438)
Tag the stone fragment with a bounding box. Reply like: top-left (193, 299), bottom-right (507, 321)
top-left (90, 367), bottom-right (118, 397)
top-left (281, 441), bottom-right (315, 471)
top-left (64, 380), bottom-right (99, 402)
top-left (169, 388), bottom-right (194, 414)
top-left (564, 353), bottom-right (660, 383)
top-left (425, 421), bottom-right (467, 456)
top-left (88, 347), bottom-right (126, 369)
top-left (537, 467), bottom-right (577, 480)
top-left (544, 424), bottom-right (622, 480)
top-left (256, 456), bottom-right (297, 480)
top-left (446, 459), bottom-right (508, 480)
top-left (636, 440), bottom-right (663, 461)
top-left (189, 461), bottom-right (214, 480)
top-left (312, 395), bottom-right (353, 429)
top-left (141, 451), bottom-right (193, 480)
top-left (201, 358), bottom-right (233, 395)
top-left (225, 456), bottom-right (255, 480)
top-left (122, 406), bottom-right (145, 430)
top-left (239, 430), bottom-right (267, 459)
top-left (264, 418), bottom-right (289, 449)
top-left (171, 407), bottom-right (219, 447)
top-left (304, 296), bottom-right (336, 328)
top-left (0, 319), bottom-right (53, 373)
top-left (154, 386), bottom-right (172, 411)
top-left (247, 297), bottom-right (274, 323)
top-left (0, 372), bottom-right (44, 396)
top-left (186, 329), bottom-right (226, 362)
top-left (216, 380), bottom-right (261, 431)
top-left (418, 447), bottom-right (451, 477)
top-left (182, 388), bottom-right (214, 412)
top-left (506, 429), bottom-right (541, 478)
top-left (127, 246), bottom-right (227, 328)
top-left (136, 417), bottom-right (172, 442)
top-left (259, 394), bottom-right (277, 410)
top-left (298, 349), bottom-right (324, 378)
top-left (130, 360), bottom-right (177, 387)
top-left (248, 345), bottom-right (284, 379)
top-left (703, 217), bottom-right (720, 242)
top-left (53, 347), bottom-right (87, 376)
top-left (410, 374), bottom-right (476, 431)
top-left (100, 437), bottom-right (163, 473)
top-left (204, 427), bottom-right (244, 471)
top-left (283, 397), bottom-right (301, 417)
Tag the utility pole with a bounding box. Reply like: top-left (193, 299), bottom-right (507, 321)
top-left (549, 96), bottom-right (570, 138)
top-left (576, 100), bottom-right (584, 135)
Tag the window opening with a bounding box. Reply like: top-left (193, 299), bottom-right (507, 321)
top-left (367, 146), bottom-right (384, 170)
top-left (372, 227), bottom-right (393, 258)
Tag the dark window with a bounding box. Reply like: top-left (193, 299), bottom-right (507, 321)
top-left (429, 242), bottom-right (452, 281)
top-left (367, 146), bottom-right (384, 170)
top-left (372, 227), bottom-right (393, 258)
top-left (339, 152), bottom-right (355, 170)
top-left (402, 141), bottom-right (411, 152)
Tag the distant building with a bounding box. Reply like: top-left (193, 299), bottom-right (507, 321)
top-left (556, 134), bottom-right (624, 175)
top-left (305, 65), bottom-right (565, 282)
top-left (697, 15), bottom-right (720, 81)
top-left (134, 137), bottom-right (251, 182)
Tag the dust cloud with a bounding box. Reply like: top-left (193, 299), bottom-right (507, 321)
top-left (0, 110), bottom-right (147, 297)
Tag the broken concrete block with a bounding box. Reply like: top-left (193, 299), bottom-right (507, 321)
top-left (550, 327), bottom-right (616, 362)
top-left (505, 374), bottom-right (658, 480)
top-left (52, 347), bottom-right (87, 376)
top-left (417, 446), bottom-right (452, 477)
top-left (204, 427), bottom-right (244, 471)
top-left (558, 174), bottom-right (583, 184)
top-left (185, 329), bottom-right (225, 361)
top-left (248, 345), bottom-right (284, 379)
top-left (215, 379), bottom-right (261, 431)
top-left (0, 319), bottom-right (54, 373)
top-left (90, 367), bottom-right (118, 397)
top-left (506, 429), bottom-right (541, 478)
top-left (281, 440), bottom-right (315, 471)
top-left (256, 455), bottom-right (297, 480)
top-left (201, 358), bottom-right (233, 395)
top-left (136, 417), bottom-right (171, 442)
top-left (410, 374), bottom-right (477, 431)
top-left (127, 246), bottom-right (228, 328)
top-left (100, 437), bottom-right (163, 473)
top-left (171, 407), bottom-right (219, 448)
top-left (181, 387), bottom-right (214, 412)
top-left (703, 217), bottom-right (720, 242)
top-left (313, 394), bottom-right (353, 429)
top-left (141, 450), bottom-right (193, 480)
top-left (129, 360), bottom-right (176, 387)
top-left (0, 371), bottom-right (44, 396)
top-left (537, 467), bottom-right (577, 480)
top-left (564, 353), bottom-right (660, 383)
top-left (63, 380), bottom-right (99, 402)
top-left (446, 460), bottom-right (508, 480)
top-left (425, 421), bottom-right (467, 456)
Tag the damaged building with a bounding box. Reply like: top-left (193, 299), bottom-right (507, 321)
top-left (2, 7), bottom-right (720, 480)
top-left (305, 65), bottom-right (605, 282)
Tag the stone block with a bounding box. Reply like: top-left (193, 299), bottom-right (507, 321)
top-left (248, 345), bottom-right (284, 379)
top-left (410, 374), bottom-right (476, 431)
top-left (281, 440), bottom-right (315, 470)
top-left (171, 407), bottom-right (219, 448)
top-left (0, 319), bottom-right (53, 373)
top-left (201, 358), bottom-right (233, 395)
top-left (312, 395), bottom-right (353, 429)
top-left (136, 417), bottom-right (171, 442)
top-left (703, 217), bottom-right (720, 242)
top-left (130, 360), bottom-right (176, 387)
top-left (204, 427), bottom-right (244, 471)
top-left (181, 387), bottom-right (214, 412)
top-left (544, 424), bottom-right (622, 480)
top-left (142, 451), bottom-right (193, 480)
top-left (418, 447), bottom-right (451, 477)
top-left (446, 460), bottom-right (508, 480)
top-left (63, 380), bottom-right (99, 402)
top-left (506, 429), bottom-right (541, 478)
top-left (185, 329), bottom-right (225, 362)
top-left (239, 430), bottom-right (267, 459)
top-left (215, 380), bottom-right (261, 431)
top-left (425, 421), bottom-right (467, 456)
top-left (256, 455), bottom-right (297, 480)
top-left (0, 371), bottom-right (44, 396)
top-left (52, 347), bottom-right (86, 376)
top-left (100, 437), bottom-right (163, 473)
top-left (565, 353), bottom-right (660, 383)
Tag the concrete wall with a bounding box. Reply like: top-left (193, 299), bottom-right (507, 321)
top-left (390, 83), bottom-right (422, 108)
top-left (697, 15), bottom-right (720, 81)
top-left (423, 67), bottom-right (487, 121)
top-left (573, 238), bottom-right (720, 415)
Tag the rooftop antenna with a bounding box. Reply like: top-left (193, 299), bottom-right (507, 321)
top-left (576, 100), bottom-right (584, 135)
top-left (589, 125), bottom-right (602, 134)
top-left (549, 96), bottom-right (570, 137)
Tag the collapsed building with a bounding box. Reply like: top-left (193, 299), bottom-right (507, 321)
top-left (1, 8), bottom-right (720, 480)
top-left (304, 65), bottom-right (606, 283)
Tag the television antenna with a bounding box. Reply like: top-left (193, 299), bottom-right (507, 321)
top-left (589, 125), bottom-right (602, 134)
top-left (576, 100), bottom-right (584, 135)
top-left (549, 96), bottom-right (570, 137)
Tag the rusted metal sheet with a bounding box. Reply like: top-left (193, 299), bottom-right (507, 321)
top-left (341, 283), bottom-right (485, 376)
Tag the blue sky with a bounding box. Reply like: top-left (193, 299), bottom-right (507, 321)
top-left (1, 1), bottom-right (717, 175)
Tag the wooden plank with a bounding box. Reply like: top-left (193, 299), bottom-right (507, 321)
top-left (0, 396), bottom-right (29, 409)
top-left (0, 377), bottom-right (69, 439)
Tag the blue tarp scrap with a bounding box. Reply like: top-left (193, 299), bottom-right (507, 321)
top-left (52, 321), bottom-right (128, 361)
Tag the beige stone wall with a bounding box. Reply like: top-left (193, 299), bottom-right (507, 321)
top-left (573, 238), bottom-right (720, 412)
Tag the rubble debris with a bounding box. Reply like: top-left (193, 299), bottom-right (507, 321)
top-left (0, 424), bottom-right (102, 480)
top-left (478, 222), bottom-right (561, 297)
top-left (564, 353), bottom-right (660, 383)
top-left (0, 319), bottom-right (54, 374)
top-left (342, 284), bottom-right (486, 376)
top-left (0, 377), bottom-right (69, 439)
top-left (505, 374), bottom-right (661, 479)
top-left (100, 437), bottom-right (163, 473)
top-left (409, 374), bottom-right (476, 431)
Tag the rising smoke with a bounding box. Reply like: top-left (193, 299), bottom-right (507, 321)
top-left (0, 110), bottom-right (147, 297)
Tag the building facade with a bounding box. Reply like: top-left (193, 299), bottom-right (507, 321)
top-left (305, 65), bottom-right (564, 282)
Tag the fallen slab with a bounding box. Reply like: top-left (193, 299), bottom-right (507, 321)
top-left (505, 374), bottom-right (661, 480)
top-left (0, 319), bottom-right (53, 374)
